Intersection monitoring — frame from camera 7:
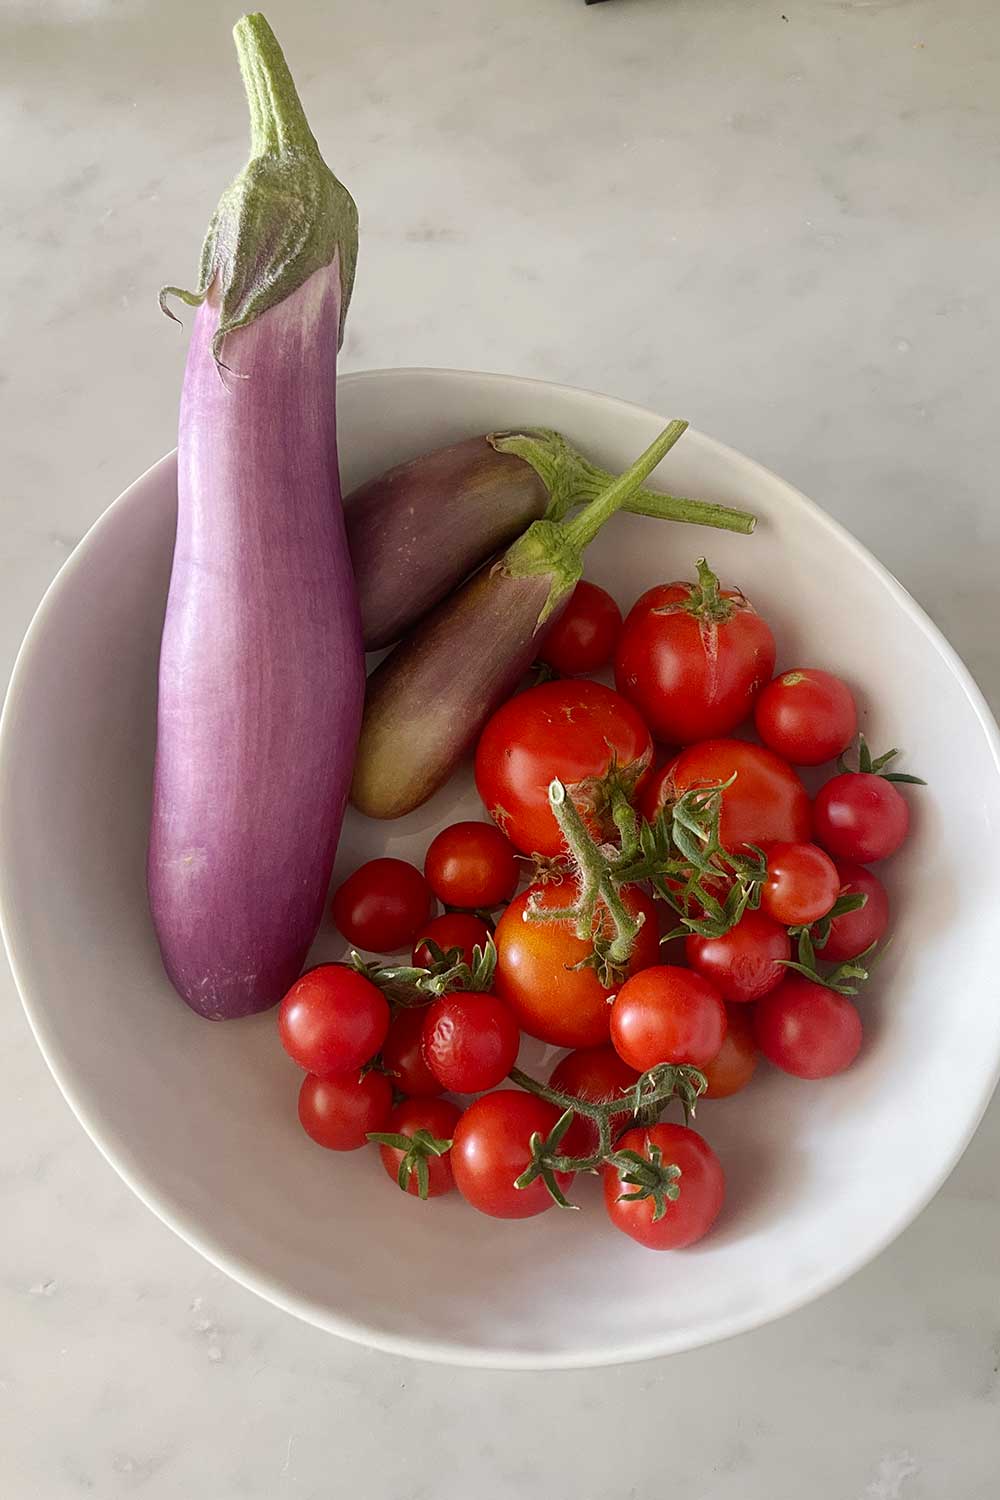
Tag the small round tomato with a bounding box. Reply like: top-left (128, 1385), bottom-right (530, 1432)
top-left (761, 841), bottom-right (840, 926)
top-left (814, 772), bottom-right (910, 862)
top-left (421, 992), bottom-right (521, 1093)
top-left (423, 821), bottom-right (519, 909)
top-left (614, 562), bottom-right (775, 745)
top-left (701, 1005), bottom-right (757, 1098)
top-left (821, 860), bottom-right (890, 961)
top-left (451, 1091), bottom-right (571, 1218)
top-left (375, 1097), bottom-right (462, 1198)
top-left (549, 1045), bottom-right (640, 1156)
top-left (278, 965), bottom-right (389, 1077)
top-left (641, 739), bottom-right (811, 852)
top-left (754, 977), bottom-right (862, 1078)
top-left (538, 580), bottom-right (623, 675)
top-left (686, 910), bottom-right (790, 1004)
top-left (412, 912), bottom-right (492, 969)
top-left (475, 679), bottom-right (653, 857)
top-left (332, 858), bottom-right (432, 952)
top-left (754, 669), bottom-right (858, 765)
top-left (380, 1006), bottom-right (443, 1097)
top-left (610, 965), bottom-right (727, 1072)
top-left (297, 1069), bottom-right (392, 1150)
top-left (603, 1123), bottom-right (724, 1249)
top-left (494, 881), bottom-right (660, 1048)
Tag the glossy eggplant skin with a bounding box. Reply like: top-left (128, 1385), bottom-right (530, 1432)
top-left (345, 437), bottom-right (548, 650)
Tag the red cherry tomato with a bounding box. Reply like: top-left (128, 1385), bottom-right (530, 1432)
top-left (332, 858), bottom-right (432, 952)
top-left (761, 841), bottom-right (840, 926)
top-left (821, 860), bottom-right (890, 961)
top-left (376, 1097), bottom-right (462, 1198)
top-left (754, 977), bottom-right (862, 1078)
top-left (614, 563), bottom-right (775, 745)
top-left (814, 772), bottom-right (910, 862)
top-left (701, 1005), bottom-right (758, 1098)
top-left (423, 821), bottom-right (519, 909)
top-left (548, 1046), bottom-right (640, 1157)
top-left (412, 912), bottom-right (492, 969)
top-left (685, 909), bottom-right (791, 1004)
top-left (421, 992), bottom-right (521, 1093)
top-left (451, 1091), bottom-right (571, 1218)
top-left (538, 580), bottom-right (623, 675)
top-left (641, 739), bottom-right (812, 852)
top-left (610, 965), bottom-right (727, 1072)
top-left (380, 1006), bottom-right (443, 1097)
top-left (603, 1123), bottom-right (725, 1249)
top-left (494, 881), bottom-right (660, 1048)
top-left (278, 965), bottom-right (389, 1077)
top-left (297, 1069), bottom-right (392, 1150)
top-left (475, 679), bottom-right (652, 857)
top-left (754, 669), bottom-right (858, 765)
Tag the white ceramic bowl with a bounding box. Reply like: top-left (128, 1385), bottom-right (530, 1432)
top-left (3, 369), bottom-right (999, 1369)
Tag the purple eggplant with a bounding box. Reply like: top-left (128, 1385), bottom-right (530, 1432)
top-left (148, 14), bottom-right (364, 1020)
top-left (346, 430), bottom-right (756, 650)
top-left (351, 421), bottom-right (689, 820)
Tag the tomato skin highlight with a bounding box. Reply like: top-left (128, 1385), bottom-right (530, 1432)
top-left (278, 965), bottom-right (390, 1077)
top-left (754, 669), bottom-right (858, 766)
top-left (451, 1091), bottom-right (571, 1218)
top-left (603, 1123), bottom-right (725, 1249)
top-left (754, 977), bottom-right (863, 1078)
top-left (494, 881), bottom-right (660, 1048)
top-left (298, 1069), bottom-right (393, 1151)
top-left (380, 1006), bottom-right (443, 1097)
top-left (423, 821), bottom-right (519, 909)
top-left (332, 858), bottom-right (433, 952)
top-left (761, 841), bottom-right (840, 926)
top-left (610, 965), bottom-right (727, 1072)
top-left (538, 580), bottom-right (623, 675)
top-left (412, 912), bottom-right (492, 969)
top-left (377, 1097), bottom-right (462, 1198)
top-left (421, 992), bottom-right (521, 1094)
top-left (701, 1005), bottom-right (758, 1098)
top-left (641, 739), bottom-right (812, 851)
top-left (814, 773), bottom-right (910, 863)
top-left (548, 1046), bottom-right (640, 1156)
top-left (685, 910), bottom-right (791, 1004)
top-left (822, 860), bottom-right (890, 961)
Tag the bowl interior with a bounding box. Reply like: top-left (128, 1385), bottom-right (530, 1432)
top-left (3, 368), bottom-right (999, 1368)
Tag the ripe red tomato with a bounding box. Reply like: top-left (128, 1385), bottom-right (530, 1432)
top-left (423, 821), bottom-right (519, 909)
top-left (421, 992), bottom-right (521, 1093)
top-left (332, 858), bottom-right (432, 952)
top-left (474, 679), bottom-right (653, 857)
top-left (548, 1046), bottom-right (640, 1157)
top-left (376, 1097), bottom-right (462, 1198)
top-left (760, 841), bottom-right (840, 926)
top-left (538, 580), bottom-right (623, 675)
top-left (494, 881), bottom-right (660, 1048)
top-left (754, 977), bottom-right (862, 1078)
top-left (297, 1069), bottom-right (392, 1150)
top-left (701, 1005), bottom-right (757, 1098)
top-left (754, 669), bottom-right (858, 765)
top-left (641, 739), bottom-right (812, 852)
top-left (380, 1006), bottom-right (443, 1097)
top-left (685, 909), bottom-right (791, 1004)
top-left (278, 965), bottom-right (389, 1077)
top-left (614, 563), bottom-right (775, 745)
top-left (603, 1123), bottom-right (725, 1249)
top-left (412, 912), bottom-right (492, 969)
top-left (821, 860), bottom-right (889, 961)
top-left (451, 1091), bottom-right (571, 1218)
top-left (813, 772), bottom-right (909, 862)
top-left (610, 965), bottom-right (727, 1071)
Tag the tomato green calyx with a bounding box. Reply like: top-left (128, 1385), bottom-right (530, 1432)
top-left (789, 890), bottom-right (868, 952)
top-left (837, 735), bottom-right (926, 785)
top-left (350, 939), bottom-right (497, 1008)
top-left (610, 1143), bottom-right (682, 1222)
top-left (367, 1127), bottom-right (453, 1200)
top-left (781, 925), bottom-right (882, 995)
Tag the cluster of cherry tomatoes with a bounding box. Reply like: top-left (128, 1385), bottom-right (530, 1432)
top-left (276, 561), bottom-right (920, 1251)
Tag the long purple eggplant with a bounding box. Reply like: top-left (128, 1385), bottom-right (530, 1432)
top-left (345, 430), bottom-right (756, 650)
top-left (351, 422), bottom-right (689, 820)
top-left (148, 14), bottom-right (364, 1020)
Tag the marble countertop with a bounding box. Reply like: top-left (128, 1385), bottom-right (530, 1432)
top-left (4, 0), bottom-right (1000, 1494)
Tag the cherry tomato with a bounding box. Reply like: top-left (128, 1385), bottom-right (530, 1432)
top-left (297, 1069), bottom-right (392, 1150)
top-left (278, 965), bottom-right (389, 1077)
top-left (412, 912), bottom-right (492, 969)
top-left (760, 841), bottom-right (839, 926)
top-left (821, 859), bottom-right (890, 961)
top-left (423, 821), bottom-right (519, 909)
top-left (421, 992), bottom-right (521, 1093)
top-left (754, 977), bottom-right (862, 1078)
top-left (701, 1005), bottom-right (758, 1098)
top-left (603, 1123), bottom-right (724, 1249)
top-left (610, 965), bottom-right (727, 1072)
top-left (641, 739), bottom-right (812, 852)
top-left (548, 1046), bottom-right (640, 1157)
top-left (380, 1006), bottom-right (443, 1097)
top-left (494, 881), bottom-right (660, 1048)
top-left (685, 909), bottom-right (791, 1004)
top-left (451, 1091), bottom-right (571, 1218)
top-left (475, 679), bottom-right (653, 857)
top-left (813, 772), bottom-right (909, 862)
top-left (538, 580), bottom-right (623, 675)
top-left (754, 669), bottom-right (857, 765)
top-left (614, 562), bottom-right (775, 745)
top-left (375, 1097), bottom-right (462, 1198)
top-left (332, 858), bottom-right (432, 952)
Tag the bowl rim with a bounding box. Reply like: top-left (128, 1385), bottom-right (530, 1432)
top-left (3, 365), bottom-right (1000, 1370)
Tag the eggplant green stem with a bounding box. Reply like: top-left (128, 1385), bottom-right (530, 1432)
top-left (561, 420), bottom-right (689, 551)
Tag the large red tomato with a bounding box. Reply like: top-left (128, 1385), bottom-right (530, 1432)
top-left (640, 739), bottom-right (811, 852)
